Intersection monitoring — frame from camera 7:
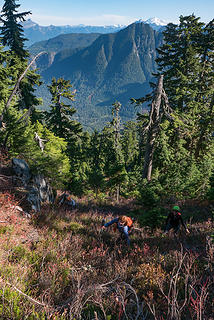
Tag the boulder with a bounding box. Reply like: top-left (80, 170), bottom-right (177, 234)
top-left (12, 158), bottom-right (31, 186)
top-left (27, 174), bottom-right (55, 212)
top-left (12, 158), bottom-right (55, 212)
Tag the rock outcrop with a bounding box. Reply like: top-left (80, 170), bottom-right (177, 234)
top-left (12, 158), bottom-right (55, 212)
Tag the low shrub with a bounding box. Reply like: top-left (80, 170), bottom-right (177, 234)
top-left (138, 179), bottom-right (163, 207)
top-left (8, 245), bottom-right (27, 263)
top-left (136, 207), bottom-right (167, 230)
top-left (136, 262), bottom-right (166, 292)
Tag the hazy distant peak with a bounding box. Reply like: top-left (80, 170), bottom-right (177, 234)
top-left (22, 19), bottom-right (124, 30)
top-left (22, 19), bottom-right (38, 29)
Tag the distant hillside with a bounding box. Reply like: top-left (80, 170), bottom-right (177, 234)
top-left (29, 33), bottom-right (101, 71)
top-left (38, 22), bottom-right (163, 130)
top-left (23, 19), bottom-right (125, 46)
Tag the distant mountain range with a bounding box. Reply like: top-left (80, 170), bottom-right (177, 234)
top-left (23, 19), bottom-right (125, 46)
top-left (33, 22), bottom-right (163, 130)
top-left (23, 17), bottom-right (168, 46)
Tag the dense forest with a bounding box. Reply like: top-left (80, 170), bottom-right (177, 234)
top-left (0, 0), bottom-right (213, 319)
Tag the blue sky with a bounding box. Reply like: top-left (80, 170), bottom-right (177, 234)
top-left (3, 0), bottom-right (214, 26)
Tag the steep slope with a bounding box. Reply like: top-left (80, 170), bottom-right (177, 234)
top-left (29, 33), bottom-right (101, 71)
top-left (40, 22), bottom-right (163, 130)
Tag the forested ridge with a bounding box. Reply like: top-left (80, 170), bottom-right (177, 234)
top-left (0, 0), bottom-right (213, 319)
top-left (35, 22), bottom-right (163, 130)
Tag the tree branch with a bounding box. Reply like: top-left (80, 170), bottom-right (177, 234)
top-left (0, 51), bottom-right (46, 123)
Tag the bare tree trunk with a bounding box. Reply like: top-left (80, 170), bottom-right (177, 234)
top-left (0, 52), bottom-right (45, 126)
top-left (0, 52), bottom-right (45, 148)
top-left (116, 185), bottom-right (120, 203)
top-left (143, 75), bottom-right (163, 181)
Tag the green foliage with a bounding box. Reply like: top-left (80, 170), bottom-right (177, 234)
top-left (45, 77), bottom-right (82, 141)
top-left (121, 121), bottom-right (140, 171)
top-left (0, 225), bottom-right (12, 234)
top-left (136, 207), bottom-right (167, 230)
top-left (138, 179), bottom-right (163, 207)
top-left (0, 287), bottom-right (23, 319)
top-left (30, 121), bottom-right (71, 187)
top-left (207, 173), bottom-right (214, 200)
top-left (0, 111), bottom-right (70, 188)
top-left (8, 245), bottom-right (27, 263)
top-left (156, 15), bottom-right (214, 157)
top-left (131, 15), bottom-right (214, 199)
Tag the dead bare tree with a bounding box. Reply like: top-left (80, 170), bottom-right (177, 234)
top-left (142, 75), bottom-right (173, 181)
top-left (34, 132), bottom-right (47, 152)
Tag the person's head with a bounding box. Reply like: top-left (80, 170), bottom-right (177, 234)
top-left (118, 215), bottom-right (127, 225)
top-left (172, 205), bottom-right (180, 212)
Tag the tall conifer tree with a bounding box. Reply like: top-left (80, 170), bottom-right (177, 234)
top-left (45, 77), bottom-right (82, 141)
top-left (0, 0), bottom-right (31, 59)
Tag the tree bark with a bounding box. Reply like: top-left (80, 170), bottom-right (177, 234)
top-left (143, 75), bottom-right (163, 181)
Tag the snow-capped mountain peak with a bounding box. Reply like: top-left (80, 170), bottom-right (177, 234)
top-left (144, 17), bottom-right (168, 26)
top-left (136, 17), bottom-right (168, 30)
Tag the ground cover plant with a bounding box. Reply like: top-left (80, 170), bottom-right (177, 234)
top-left (0, 189), bottom-right (213, 319)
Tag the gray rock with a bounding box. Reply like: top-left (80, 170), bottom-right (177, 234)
top-left (12, 158), bottom-right (55, 212)
top-left (12, 158), bottom-right (31, 186)
top-left (27, 185), bottom-right (41, 212)
top-left (27, 174), bottom-right (55, 212)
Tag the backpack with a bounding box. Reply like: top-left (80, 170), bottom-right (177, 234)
top-left (120, 216), bottom-right (133, 228)
top-left (67, 195), bottom-right (73, 201)
top-left (113, 216), bottom-right (134, 232)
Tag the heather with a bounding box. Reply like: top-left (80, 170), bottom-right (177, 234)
top-left (0, 189), bottom-right (213, 319)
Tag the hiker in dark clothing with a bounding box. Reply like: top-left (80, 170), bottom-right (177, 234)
top-left (164, 205), bottom-right (190, 235)
top-left (59, 192), bottom-right (76, 208)
top-left (102, 215), bottom-right (133, 245)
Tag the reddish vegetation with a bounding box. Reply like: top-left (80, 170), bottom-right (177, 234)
top-left (0, 149), bottom-right (213, 319)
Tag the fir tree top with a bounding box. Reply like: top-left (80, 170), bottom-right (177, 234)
top-left (0, 0), bottom-right (31, 58)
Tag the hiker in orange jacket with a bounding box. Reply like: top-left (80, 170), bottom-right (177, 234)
top-left (164, 205), bottom-right (190, 235)
top-left (102, 215), bottom-right (134, 245)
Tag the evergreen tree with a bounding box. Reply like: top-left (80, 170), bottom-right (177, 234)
top-left (152, 15), bottom-right (214, 198)
top-left (0, 0), bottom-right (31, 59)
top-left (45, 77), bottom-right (82, 141)
top-left (132, 15), bottom-right (214, 199)
top-left (100, 102), bottom-right (127, 201)
top-left (0, 48), bottom-right (43, 149)
top-left (0, 1), bottom-right (42, 122)
top-left (87, 130), bottom-right (105, 197)
top-left (120, 121), bottom-right (141, 197)
top-left (156, 15), bottom-right (214, 156)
